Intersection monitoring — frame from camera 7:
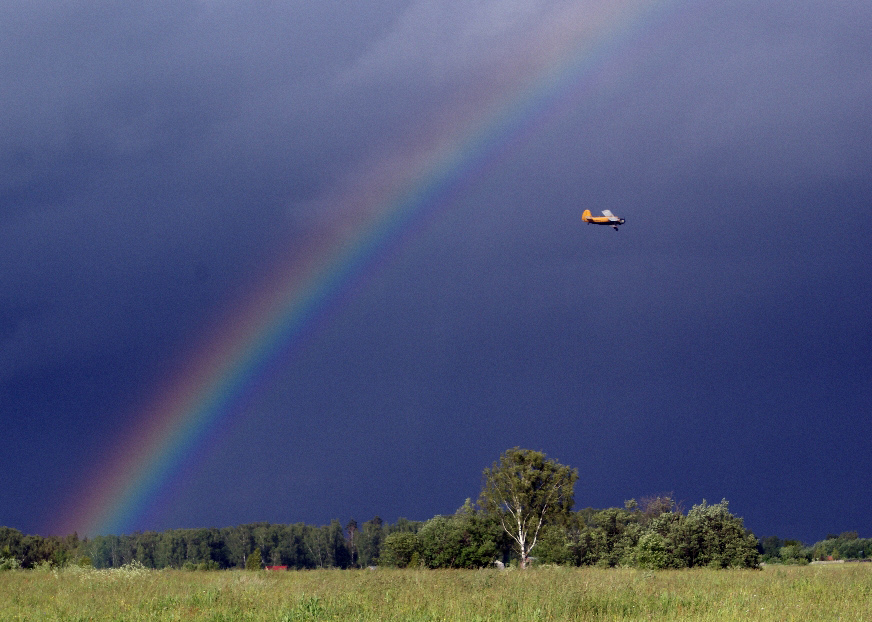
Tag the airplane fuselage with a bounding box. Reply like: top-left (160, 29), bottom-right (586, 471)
top-left (583, 216), bottom-right (625, 225)
top-left (582, 209), bottom-right (625, 230)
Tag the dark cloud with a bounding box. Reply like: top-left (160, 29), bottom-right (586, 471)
top-left (1, 0), bottom-right (870, 542)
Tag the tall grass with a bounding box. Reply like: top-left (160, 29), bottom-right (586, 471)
top-left (1, 563), bottom-right (869, 621)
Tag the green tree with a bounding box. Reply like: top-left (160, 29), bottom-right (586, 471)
top-left (758, 535), bottom-right (783, 562)
top-left (326, 519), bottom-right (352, 568)
top-left (223, 524), bottom-right (253, 568)
top-left (417, 501), bottom-right (503, 568)
top-left (635, 532), bottom-right (670, 569)
top-left (415, 516), bottom-right (457, 567)
top-left (779, 543), bottom-right (810, 564)
top-left (676, 500), bottom-right (760, 568)
top-left (303, 525), bottom-right (330, 568)
top-left (133, 531), bottom-right (158, 568)
top-left (154, 531), bottom-right (187, 568)
top-left (357, 517), bottom-right (384, 567)
top-left (586, 506), bottom-right (641, 567)
top-left (346, 520), bottom-right (358, 567)
top-left (637, 495), bottom-right (680, 525)
top-left (532, 524), bottom-right (574, 565)
top-left (640, 510), bottom-right (686, 568)
top-left (812, 534), bottom-right (870, 561)
top-left (479, 448), bottom-right (578, 568)
top-left (379, 532), bottom-right (420, 568)
top-left (246, 547), bottom-right (262, 570)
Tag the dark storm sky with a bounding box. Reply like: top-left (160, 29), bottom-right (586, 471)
top-left (1, 0), bottom-right (870, 543)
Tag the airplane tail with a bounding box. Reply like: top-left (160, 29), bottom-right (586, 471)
top-left (582, 209), bottom-right (592, 222)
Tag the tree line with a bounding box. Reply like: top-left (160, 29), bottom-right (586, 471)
top-left (1, 448), bottom-right (862, 571)
top-left (378, 496), bottom-right (762, 570)
top-left (758, 532), bottom-right (871, 565)
top-left (1, 518), bottom-right (399, 570)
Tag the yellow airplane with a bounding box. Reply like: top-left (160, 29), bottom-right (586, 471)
top-left (582, 209), bottom-right (625, 231)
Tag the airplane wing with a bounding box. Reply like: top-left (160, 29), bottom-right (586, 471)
top-left (601, 210), bottom-right (620, 221)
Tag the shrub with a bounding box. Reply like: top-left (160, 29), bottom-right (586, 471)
top-left (379, 532), bottom-right (420, 568)
top-left (533, 525), bottom-right (573, 566)
top-left (780, 544), bottom-right (810, 564)
top-left (636, 532), bottom-right (670, 570)
top-left (417, 504), bottom-right (501, 569)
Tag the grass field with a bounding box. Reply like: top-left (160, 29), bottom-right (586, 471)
top-left (1, 563), bottom-right (870, 621)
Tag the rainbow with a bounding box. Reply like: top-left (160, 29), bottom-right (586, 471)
top-left (55, 0), bottom-right (689, 537)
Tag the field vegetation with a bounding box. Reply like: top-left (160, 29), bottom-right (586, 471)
top-left (1, 563), bottom-right (870, 621)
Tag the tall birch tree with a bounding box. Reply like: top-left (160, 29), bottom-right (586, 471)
top-left (479, 447), bottom-right (578, 569)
